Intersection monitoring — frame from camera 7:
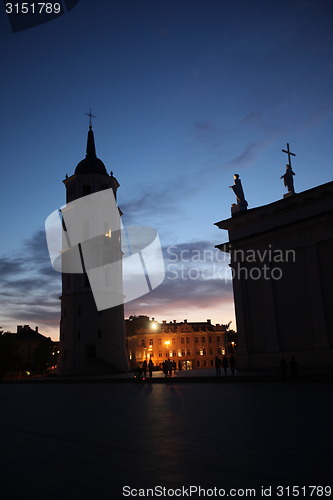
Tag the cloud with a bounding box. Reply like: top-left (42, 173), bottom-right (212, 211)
top-left (0, 231), bottom-right (234, 337)
top-left (0, 258), bottom-right (24, 278)
top-left (193, 120), bottom-right (215, 131)
top-left (228, 142), bottom-right (260, 169)
top-left (124, 240), bottom-right (234, 322)
top-left (241, 111), bottom-right (263, 124)
top-left (121, 172), bottom-right (204, 226)
top-left (0, 229), bottom-right (61, 337)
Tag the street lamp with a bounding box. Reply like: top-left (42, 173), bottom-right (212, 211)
top-left (164, 340), bottom-right (170, 356)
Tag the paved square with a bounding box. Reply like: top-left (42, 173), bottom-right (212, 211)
top-left (0, 381), bottom-right (332, 499)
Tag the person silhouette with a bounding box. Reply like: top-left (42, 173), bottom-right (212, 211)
top-left (215, 356), bottom-right (221, 376)
top-left (229, 355), bottom-right (236, 375)
top-left (148, 359), bottom-right (154, 378)
top-left (142, 360), bottom-right (147, 378)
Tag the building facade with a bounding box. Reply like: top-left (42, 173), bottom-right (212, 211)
top-left (215, 181), bottom-right (333, 372)
top-left (126, 316), bottom-right (232, 370)
top-left (57, 124), bottom-right (129, 375)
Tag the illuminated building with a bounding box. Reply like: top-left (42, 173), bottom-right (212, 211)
top-left (126, 316), bottom-right (231, 370)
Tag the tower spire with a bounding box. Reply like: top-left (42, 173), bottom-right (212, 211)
top-left (84, 109), bottom-right (97, 158)
top-left (85, 108), bottom-right (96, 129)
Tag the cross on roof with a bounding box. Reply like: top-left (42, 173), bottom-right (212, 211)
top-left (85, 109), bottom-right (96, 128)
top-left (282, 143), bottom-right (296, 168)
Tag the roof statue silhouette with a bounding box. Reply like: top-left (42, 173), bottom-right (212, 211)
top-left (281, 143), bottom-right (296, 196)
top-left (229, 174), bottom-right (248, 212)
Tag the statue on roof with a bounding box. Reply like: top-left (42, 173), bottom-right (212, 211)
top-left (281, 143), bottom-right (296, 196)
top-left (281, 164), bottom-right (295, 194)
top-left (229, 174), bottom-right (248, 211)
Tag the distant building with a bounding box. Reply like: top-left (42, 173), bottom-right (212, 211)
top-left (0, 325), bottom-right (56, 375)
top-left (57, 124), bottom-right (129, 375)
top-left (215, 181), bottom-right (333, 372)
top-left (126, 316), bottom-right (232, 370)
top-left (15, 325), bottom-right (50, 366)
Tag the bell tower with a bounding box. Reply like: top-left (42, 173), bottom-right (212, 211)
top-left (57, 120), bottom-right (129, 375)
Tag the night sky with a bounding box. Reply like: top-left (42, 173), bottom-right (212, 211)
top-left (1, 0), bottom-right (332, 340)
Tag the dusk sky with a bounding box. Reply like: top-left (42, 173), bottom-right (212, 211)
top-left (1, 0), bottom-right (332, 340)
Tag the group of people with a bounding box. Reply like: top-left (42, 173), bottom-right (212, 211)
top-left (162, 358), bottom-right (177, 377)
top-left (135, 359), bottom-right (154, 380)
top-left (215, 355), bottom-right (236, 376)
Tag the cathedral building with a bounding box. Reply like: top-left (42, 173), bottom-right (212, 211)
top-left (215, 180), bottom-right (333, 372)
top-left (56, 123), bottom-right (129, 375)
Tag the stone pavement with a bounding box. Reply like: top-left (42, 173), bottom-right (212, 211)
top-left (0, 380), bottom-right (332, 500)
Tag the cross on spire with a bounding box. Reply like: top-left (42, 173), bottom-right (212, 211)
top-left (282, 142), bottom-right (296, 168)
top-left (85, 108), bottom-right (96, 128)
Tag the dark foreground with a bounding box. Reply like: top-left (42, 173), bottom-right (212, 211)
top-left (0, 382), bottom-right (332, 500)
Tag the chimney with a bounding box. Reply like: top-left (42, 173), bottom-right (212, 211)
top-left (162, 320), bottom-right (167, 324)
top-left (207, 319), bottom-right (211, 324)
top-left (24, 325), bottom-right (29, 330)
top-left (173, 320), bottom-right (176, 323)
top-left (17, 325), bottom-right (23, 333)
top-left (35, 327), bottom-right (38, 333)
top-left (184, 319), bottom-right (187, 323)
